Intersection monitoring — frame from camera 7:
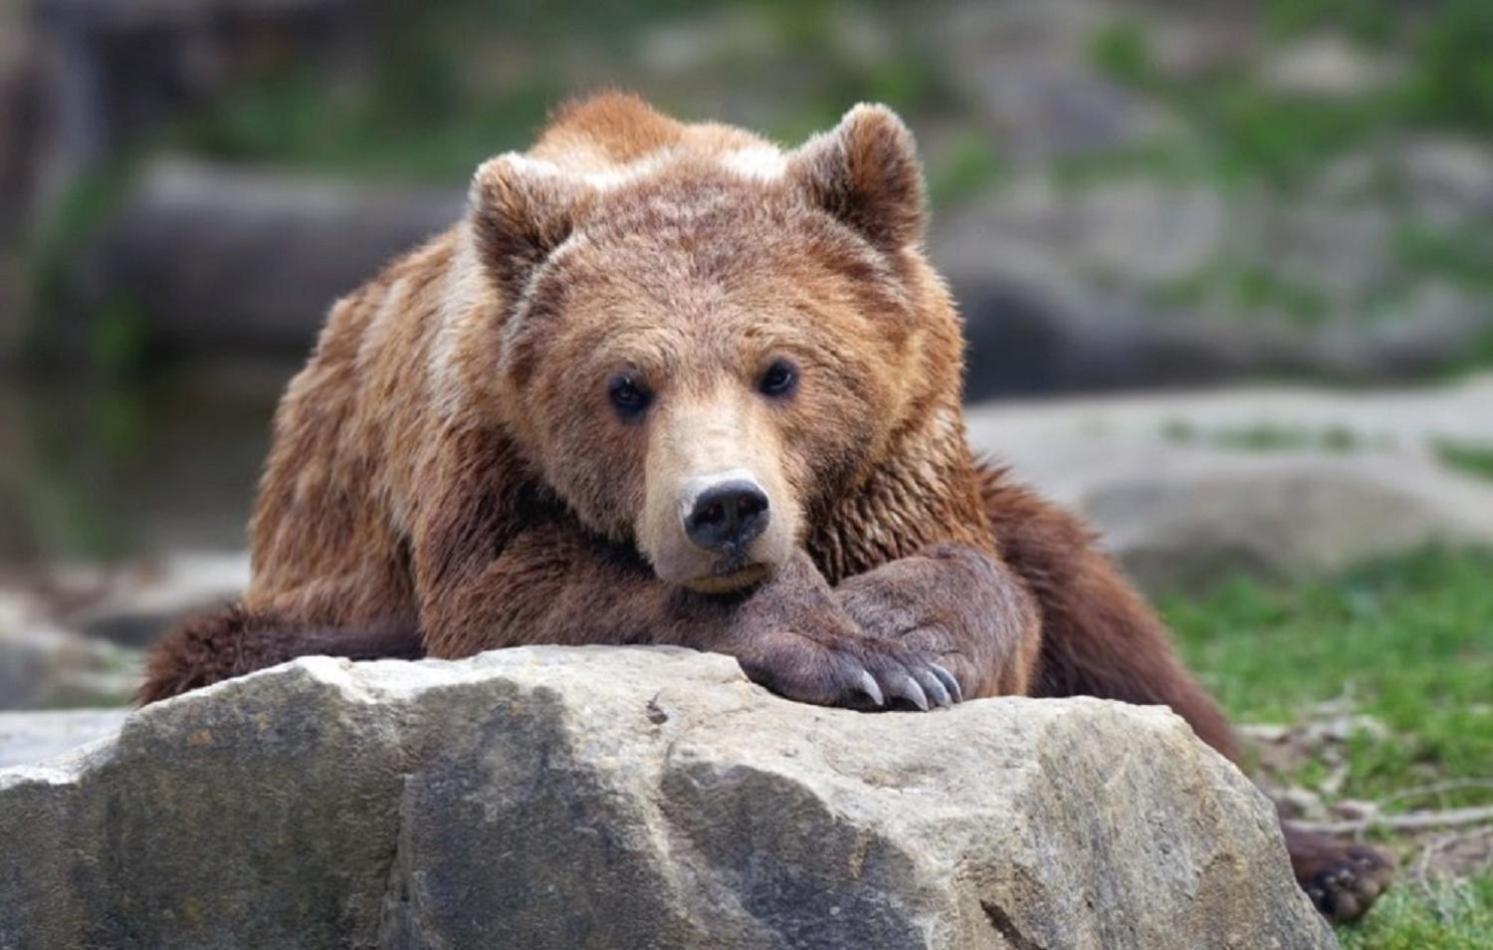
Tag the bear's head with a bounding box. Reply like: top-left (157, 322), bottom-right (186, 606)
top-left (466, 103), bottom-right (959, 593)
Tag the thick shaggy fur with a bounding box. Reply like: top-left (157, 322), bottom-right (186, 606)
top-left (142, 93), bottom-right (1389, 921)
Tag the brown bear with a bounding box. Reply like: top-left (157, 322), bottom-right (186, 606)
top-left (140, 92), bottom-right (1390, 922)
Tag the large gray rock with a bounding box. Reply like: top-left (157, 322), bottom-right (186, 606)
top-left (967, 375), bottom-right (1493, 590)
top-left (0, 647), bottom-right (1332, 949)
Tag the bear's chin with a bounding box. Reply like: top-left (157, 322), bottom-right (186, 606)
top-left (679, 563), bottom-right (773, 596)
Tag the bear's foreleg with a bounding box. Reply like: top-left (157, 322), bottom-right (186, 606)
top-left (414, 518), bottom-right (958, 711)
top-left (833, 544), bottom-right (1042, 698)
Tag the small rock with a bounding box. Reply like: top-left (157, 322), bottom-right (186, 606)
top-left (1262, 35), bottom-right (1400, 98)
top-left (1397, 137), bottom-right (1493, 224)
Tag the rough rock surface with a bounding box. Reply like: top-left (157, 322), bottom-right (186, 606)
top-left (0, 647), bottom-right (1333, 949)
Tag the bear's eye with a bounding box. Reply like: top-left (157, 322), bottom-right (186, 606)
top-left (758, 359), bottom-right (798, 399)
top-left (608, 373), bottom-right (651, 419)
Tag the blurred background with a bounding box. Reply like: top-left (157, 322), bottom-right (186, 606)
top-left (0, 1), bottom-right (1490, 941)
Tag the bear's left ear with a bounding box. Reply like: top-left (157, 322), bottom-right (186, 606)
top-left (468, 154), bottom-right (596, 301)
top-left (788, 104), bottom-right (926, 253)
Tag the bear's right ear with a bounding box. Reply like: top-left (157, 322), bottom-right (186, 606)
top-left (468, 154), bottom-right (595, 300)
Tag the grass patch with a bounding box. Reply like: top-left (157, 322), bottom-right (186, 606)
top-left (1163, 546), bottom-right (1493, 802)
top-left (1341, 877), bottom-right (1493, 950)
top-left (1435, 439), bottom-right (1493, 481)
top-left (1162, 546), bottom-right (1493, 946)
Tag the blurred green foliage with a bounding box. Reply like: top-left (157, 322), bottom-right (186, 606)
top-left (1393, 223), bottom-right (1493, 294)
top-left (1400, 0), bottom-right (1493, 132)
top-left (1263, 0), bottom-right (1398, 46)
top-left (1161, 420), bottom-right (1364, 453)
top-left (1089, 1), bottom-right (1493, 187)
top-left (1087, 19), bottom-right (1158, 90)
top-left (26, 162), bottom-right (157, 376)
top-left (1434, 438), bottom-right (1493, 481)
top-left (173, 0), bottom-right (953, 180)
top-left (1150, 259), bottom-right (1332, 325)
top-left (926, 131), bottom-right (1004, 209)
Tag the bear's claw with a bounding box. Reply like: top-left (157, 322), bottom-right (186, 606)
top-left (886, 673), bottom-right (931, 710)
top-left (736, 618), bottom-right (966, 713)
top-left (856, 671), bottom-right (886, 707)
top-left (853, 647), bottom-right (962, 711)
top-left (929, 663), bottom-right (962, 703)
top-left (915, 668), bottom-right (953, 708)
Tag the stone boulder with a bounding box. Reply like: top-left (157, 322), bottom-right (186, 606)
top-left (0, 647), bottom-right (1332, 949)
top-left (966, 375), bottom-right (1493, 591)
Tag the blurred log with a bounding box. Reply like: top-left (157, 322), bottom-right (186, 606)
top-left (81, 159), bottom-right (467, 354)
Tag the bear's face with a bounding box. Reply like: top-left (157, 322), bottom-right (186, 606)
top-left (471, 106), bottom-right (937, 592)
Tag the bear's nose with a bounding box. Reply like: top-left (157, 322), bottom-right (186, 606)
top-left (683, 479), bottom-right (770, 553)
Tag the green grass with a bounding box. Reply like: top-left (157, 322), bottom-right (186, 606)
top-left (175, 72), bottom-right (564, 183)
top-left (1341, 877), bottom-right (1493, 950)
top-left (1161, 547), bottom-right (1493, 946)
top-left (1164, 546), bottom-right (1493, 799)
top-left (1435, 439), bottom-right (1493, 481)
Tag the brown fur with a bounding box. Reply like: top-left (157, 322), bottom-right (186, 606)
top-left (142, 92), bottom-right (1388, 921)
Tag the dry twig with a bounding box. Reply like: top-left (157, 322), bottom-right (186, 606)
top-left (1295, 805), bottom-right (1493, 836)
